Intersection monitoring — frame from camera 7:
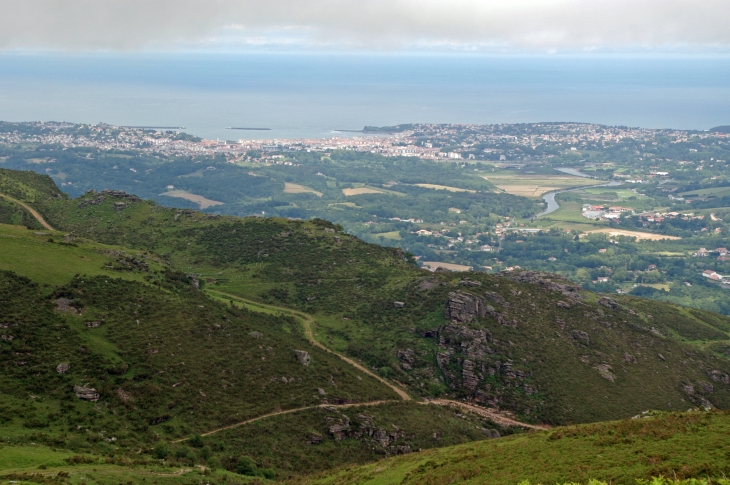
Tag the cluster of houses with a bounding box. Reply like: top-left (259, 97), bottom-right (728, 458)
top-left (702, 270), bottom-right (727, 281)
top-left (635, 211), bottom-right (705, 224)
top-left (581, 204), bottom-right (632, 220)
top-left (694, 247), bottom-right (730, 261)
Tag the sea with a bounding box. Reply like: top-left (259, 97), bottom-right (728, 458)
top-left (0, 52), bottom-right (729, 140)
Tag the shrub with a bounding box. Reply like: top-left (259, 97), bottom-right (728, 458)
top-left (235, 456), bottom-right (259, 476)
top-left (152, 442), bottom-right (170, 459)
top-left (188, 434), bottom-right (204, 448)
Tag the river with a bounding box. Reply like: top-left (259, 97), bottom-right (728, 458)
top-left (536, 168), bottom-right (623, 217)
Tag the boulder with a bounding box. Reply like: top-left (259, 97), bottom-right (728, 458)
top-left (445, 292), bottom-right (487, 322)
top-left (459, 279), bottom-right (482, 287)
top-left (294, 349), bottom-right (311, 366)
top-left (599, 297), bottom-right (621, 310)
top-left (74, 385), bottom-right (100, 401)
top-left (623, 352), bottom-right (638, 364)
top-left (557, 301), bottom-right (572, 309)
top-left (594, 364), bottom-right (615, 382)
top-left (571, 330), bottom-right (590, 345)
top-left (394, 301), bottom-right (405, 308)
top-left (56, 363), bottom-right (70, 374)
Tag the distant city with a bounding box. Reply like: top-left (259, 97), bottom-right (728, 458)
top-left (2, 121), bottom-right (727, 162)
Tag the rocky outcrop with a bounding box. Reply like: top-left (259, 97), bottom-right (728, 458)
top-left (445, 292), bottom-right (487, 322)
top-left (74, 385), bottom-right (100, 401)
top-left (501, 270), bottom-right (582, 301)
top-left (101, 189), bottom-right (141, 202)
top-left (294, 350), bottom-right (311, 366)
top-left (56, 363), bottom-right (70, 374)
top-left (459, 279), bottom-right (482, 287)
top-left (397, 349), bottom-right (415, 370)
top-left (598, 297), bottom-right (621, 310)
top-left (571, 330), bottom-right (590, 345)
top-left (708, 370), bottom-right (730, 384)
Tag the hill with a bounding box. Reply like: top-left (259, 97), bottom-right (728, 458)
top-left (18, 171), bottom-right (730, 425)
top-left (1, 167), bottom-right (730, 482)
top-left (290, 409), bottom-right (730, 485)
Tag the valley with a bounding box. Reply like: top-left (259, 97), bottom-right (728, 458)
top-left (0, 165), bottom-right (730, 483)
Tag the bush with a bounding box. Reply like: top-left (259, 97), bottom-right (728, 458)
top-left (153, 442), bottom-right (170, 459)
top-left (236, 456), bottom-right (259, 476)
top-left (188, 434), bottom-right (204, 448)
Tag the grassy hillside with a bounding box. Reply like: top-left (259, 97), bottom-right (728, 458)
top-left (291, 409), bottom-right (730, 485)
top-left (16, 179), bottom-right (729, 425)
top-left (2, 167), bottom-right (730, 482)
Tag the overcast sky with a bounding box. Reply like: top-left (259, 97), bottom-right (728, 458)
top-left (2, 0), bottom-right (730, 53)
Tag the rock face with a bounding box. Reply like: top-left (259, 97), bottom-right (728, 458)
top-left (323, 412), bottom-right (412, 455)
top-left (74, 385), bottom-right (100, 401)
top-left (445, 292), bottom-right (487, 322)
top-left (501, 270), bottom-right (582, 301)
top-left (56, 363), bottom-right (70, 374)
top-left (294, 350), bottom-right (311, 366)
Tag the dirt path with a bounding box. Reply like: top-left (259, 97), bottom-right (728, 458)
top-left (426, 399), bottom-right (548, 430)
top-left (208, 290), bottom-right (412, 401)
top-left (0, 193), bottom-right (55, 231)
top-left (173, 400), bottom-right (400, 442)
top-left (200, 290), bottom-right (544, 437)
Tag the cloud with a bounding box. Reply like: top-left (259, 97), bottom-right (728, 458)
top-left (1, 0), bottom-right (730, 52)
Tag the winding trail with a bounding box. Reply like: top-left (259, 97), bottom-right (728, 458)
top-left (208, 289), bottom-right (412, 401)
top-left (184, 289), bottom-right (547, 442)
top-left (0, 193), bottom-right (55, 231)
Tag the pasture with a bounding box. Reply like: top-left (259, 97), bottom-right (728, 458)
top-left (160, 190), bottom-right (224, 209)
top-left (414, 183), bottom-right (476, 193)
top-left (284, 182), bottom-right (323, 197)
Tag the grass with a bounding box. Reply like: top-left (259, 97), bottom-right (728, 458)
top-left (377, 231), bottom-right (402, 240)
top-left (292, 410), bottom-right (730, 485)
top-left (0, 223), bottom-right (165, 288)
top-left (284, 183), bottom-right (324, 197)
top-left (680, 186), bottom-right (730, 197)
top-left (3, 167), bottom-right (730, 482)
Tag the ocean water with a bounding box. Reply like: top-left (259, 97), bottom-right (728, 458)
top-left (0, 53), bottom-right (728, 140)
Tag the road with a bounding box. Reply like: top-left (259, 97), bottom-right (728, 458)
top-left (0, 193), bottom-right (56, 231)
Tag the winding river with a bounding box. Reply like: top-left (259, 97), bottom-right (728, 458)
top-left (536, 168), bottom-right (623, 217)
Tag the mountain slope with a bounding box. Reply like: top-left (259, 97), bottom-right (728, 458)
top-left (16, 175), bottom-right (729, 425)
top-left (290, 409), bottom-right (730, 485)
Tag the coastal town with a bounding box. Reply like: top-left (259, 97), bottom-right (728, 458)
top-left (1, 120), bottom-right (728, 162)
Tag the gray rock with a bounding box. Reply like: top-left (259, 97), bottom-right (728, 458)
top-left (557, 301), bottom-right (572, 309)
top-left (394, 301), bottom-right (405, 308)
top-left (500, 270), bottom-right (582, 301)
top-left (56, 363), bottom-right (70, 374)
top-left (599, 297), bottom-right (621, 310)
top-left (459, 279), bottom-right (482, 287)
top-left (74, 385), bottom-right (100, 401)
top-left (623, 352), bottom-right (638, 364)
top-left (318, 388), bottom-right (327, 395)
top-left (707, 370), bottom-right (730, 384)
top-left (594, 364), bottom-right (615, 382)
top-left (572, 330), bottom-right (590, 345)
top-left (294, 349), bottom-right (311, 366)
top-left (445, 292), bottom-right (487, 322)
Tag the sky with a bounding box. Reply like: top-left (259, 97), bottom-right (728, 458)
top-left (1, 0), bottom-right (730, 54)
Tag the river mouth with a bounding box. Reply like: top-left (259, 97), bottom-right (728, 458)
top-left (536, 168), bottom-right (623, 217)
